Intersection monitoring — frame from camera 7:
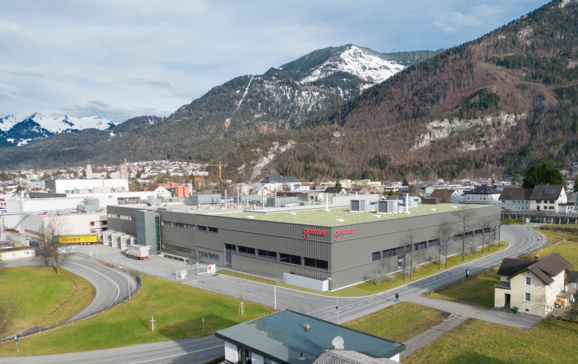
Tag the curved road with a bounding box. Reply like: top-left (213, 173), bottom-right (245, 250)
top-left (2, 255), bottom-right (137, 323)
top-left (0, 225), bottom-right (546, 364)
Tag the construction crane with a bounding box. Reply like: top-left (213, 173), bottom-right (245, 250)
top-left (200, 161), bottom-right (227, 181)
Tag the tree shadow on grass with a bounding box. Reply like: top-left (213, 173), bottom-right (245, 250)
top-left (157, 314), bottom-right (238, 340)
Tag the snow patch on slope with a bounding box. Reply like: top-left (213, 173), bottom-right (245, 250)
top-left (300, 45), bottom-right (405, 84)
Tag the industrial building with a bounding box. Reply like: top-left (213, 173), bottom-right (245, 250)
top-left (106, 202), bottom-right (500, 288)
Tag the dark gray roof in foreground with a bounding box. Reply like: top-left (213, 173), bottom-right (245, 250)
top-left (215, 310), bottom-right (405, 364)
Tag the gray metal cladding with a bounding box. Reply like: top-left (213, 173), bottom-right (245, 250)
top-left (232, 253), bottom-right (330, 281)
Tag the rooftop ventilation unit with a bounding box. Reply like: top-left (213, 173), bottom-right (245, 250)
top-left (377, 200), bottom-right (399, 214)
top-left (350, 199), bottom-right (374, 212)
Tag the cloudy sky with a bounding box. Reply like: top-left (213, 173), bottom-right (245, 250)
top-left (1, 0), bottom-right (549, 122)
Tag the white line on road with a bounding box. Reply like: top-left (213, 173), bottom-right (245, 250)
top-left (71, 262), bottom-right (121, 304)
top-left (128, 345), bottom-right (224, 364)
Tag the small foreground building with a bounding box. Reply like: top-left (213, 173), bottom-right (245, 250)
top-left (216, 310), bottom-right (405, 364)
top-left (494, 252), bottom-right (573, 316)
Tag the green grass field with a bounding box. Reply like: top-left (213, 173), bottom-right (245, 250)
top-left (0, 273), bottom-right (272, 357)
top-left (219, 204), bottom-right (482, 227)
top-left (403, 319), bottom-right (578, 364)
top-left (0, 266), bottom-right (95, 331)
top-left (219, 242), bottom-right (509, 298)
top-left (425, 228), bottom-right (578, 307)
top-left (501, 218), bottom-right (525, 225)
top-left (344, 302), bottom-right (447, 343)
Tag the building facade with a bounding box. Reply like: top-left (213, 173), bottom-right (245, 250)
top-left (107, 204), bottom-right (500, 287)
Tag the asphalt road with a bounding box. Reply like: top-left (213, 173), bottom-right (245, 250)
top-left (0, 225), bottom-right (545, 363)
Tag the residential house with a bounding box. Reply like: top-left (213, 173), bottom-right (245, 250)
top-left (324, 187), bottom-right (347, 194)
top-left (235, 183), bottom-right (251, 195)
top-left (216, 310), bottom-right (405, 364)
top-left (430, 189), bottom-right (461, 204)
top-left (498, 188), bottom-right (534, 212)
top-left (144, 185), bottom-right (171, 199)
top-left (529, 185), bottom-right (567, 213)
top-left (462, 185), bottom-right (501, 205)
top-left (260, 176), bottom-right (308, 192)
top-left (494, 253), bottom-right (573, 317)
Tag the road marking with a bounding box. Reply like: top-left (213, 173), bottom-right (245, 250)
top-left (71, 262), bottom-right (121, 305)
top-left (346, 307), bottom-right (352, 310)
top-left (128, 345), bottom-right (224, 364)
top-left (357, 304), bottom-right (363, 307)
top-left (323, 314), bottom-right (330, 317)
top-left (368, 300), bottom-right (373, 303)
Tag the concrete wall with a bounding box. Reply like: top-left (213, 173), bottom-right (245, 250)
top-left (0, 249), bottom-right (35, 260)
top-left (283, 272), bottom-right (329, 291)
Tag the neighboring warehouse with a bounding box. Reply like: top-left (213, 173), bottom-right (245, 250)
top-left (107, 202), bottom-right (500, 288)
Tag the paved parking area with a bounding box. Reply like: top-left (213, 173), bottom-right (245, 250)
top-left (76, 245), bottom-right (213, 283)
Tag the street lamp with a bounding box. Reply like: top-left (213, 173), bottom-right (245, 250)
top-left (328, 278), bottom-right (339, 325)
top-left (119, 266), bottom-right (131, 300)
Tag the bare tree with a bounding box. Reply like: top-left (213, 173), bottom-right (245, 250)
top-left (454, 205), bottom-right (477, 262)
top-left (435, 219), bottom-right (453, 270)
top-left (478, 217), bottom-right (493, 255)
top-left (36, 214), bottom-right (70, 275)
top-left (400, 230), bottom-right (417, 280)
top-left (0, 295), bottom-right (23, 337)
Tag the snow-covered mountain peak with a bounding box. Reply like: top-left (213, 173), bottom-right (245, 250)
top-left (300, 45), bottom-right (405, 84)
top-left (0, 112), bottom-right (119, 146)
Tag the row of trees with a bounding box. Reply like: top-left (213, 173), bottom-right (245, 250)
top-left (369, 206), bottom-right (500, 284)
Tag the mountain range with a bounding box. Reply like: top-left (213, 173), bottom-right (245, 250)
top-left (0, 113), bottom-right (117, 147)
top-left (0, 45), bottom-right (440, 167)
top-left (2, 0), bottom-right (576, 183)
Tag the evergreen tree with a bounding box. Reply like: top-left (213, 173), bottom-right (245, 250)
top-left (402, 178), bottom-right (409, 186)
top-left (522, 162), bottom-right (563, 188)
top-left (335, 180), bottom-right (342, 188)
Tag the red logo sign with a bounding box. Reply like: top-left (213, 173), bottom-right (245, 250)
top-left (334, 229), bottom-right (354, 241)
top-left (303, 228), bottom-right (327, 239)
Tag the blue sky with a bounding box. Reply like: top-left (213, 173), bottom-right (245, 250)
top-left (0, 0), bottom-right (550, 121)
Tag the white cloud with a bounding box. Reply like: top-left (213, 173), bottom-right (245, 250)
top-left (433, 4), bottom-right (506, 32)
top-left (0, 0), bottom-right (550, 121)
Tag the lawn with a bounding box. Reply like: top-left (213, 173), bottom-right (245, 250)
top-left (424, 228), bottom-right (578, 307)
top-left (219, 242), bottom-right (509, 298)
top-left (403, 319), bottom-right (578, 364)
top-left (424, 266), bottom-right (500, 307)
top-left (0, 273), bottom-right (272, 357)
top-left (0, 266), bottom-right (95, 331)
top-left (501, 218), bottom-right (525, 225)
top-left (344, 302), bottom-right (447, 343)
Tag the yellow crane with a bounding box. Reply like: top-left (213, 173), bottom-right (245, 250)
top-left (200, 161), bottom-right (226, 181)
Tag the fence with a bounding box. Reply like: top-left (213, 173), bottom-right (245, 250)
top-left (0, 257), bottom-right (142, 343)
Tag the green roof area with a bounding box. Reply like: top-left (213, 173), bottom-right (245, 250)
top-left (219, 204), bottom-right (484, 227)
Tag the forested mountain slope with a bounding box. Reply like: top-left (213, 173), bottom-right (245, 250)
top-left (224, 0), bottom-right (578, 182)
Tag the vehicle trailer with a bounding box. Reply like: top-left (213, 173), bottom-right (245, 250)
top-left (126, 245), bottom-right (149, 260)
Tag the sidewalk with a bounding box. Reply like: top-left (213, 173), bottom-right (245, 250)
top-left (401, 313), bottom-right (467, 359)
top-left (407, 295), bottom-right (542, 329)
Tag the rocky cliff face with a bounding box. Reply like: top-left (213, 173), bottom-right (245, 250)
top-left (411, 113), bottom-right (525, 152)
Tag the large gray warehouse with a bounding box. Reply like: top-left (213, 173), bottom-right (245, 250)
top-left (106, 203), bottom-right (500, 287)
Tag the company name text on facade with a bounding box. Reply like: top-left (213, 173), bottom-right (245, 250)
top-left (303, 229), bottom-right (327, 239)
top-left (334, 228), bottom-right (355, 241)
